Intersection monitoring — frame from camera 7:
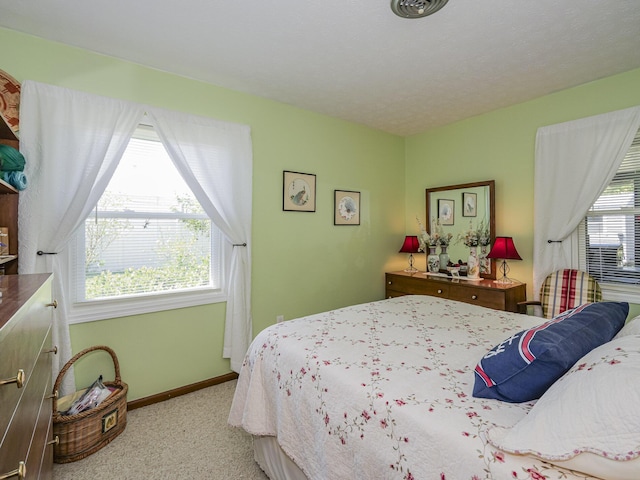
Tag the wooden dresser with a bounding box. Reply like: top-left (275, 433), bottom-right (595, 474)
top-left (385, 271), bottom-right (526, 313)
top-left (0, 274), bottom-right (56, 480)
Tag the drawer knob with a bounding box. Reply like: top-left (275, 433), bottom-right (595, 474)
top-left (437, 289), bottom-right (443, 294)
top-left (471, 295), bottom-right (478, 300)
top-left (0, 461), bottom-right (26, 480)
top-left (0, 369), bottom-right (25, 389)
top-left (47, 436), bottom-right (60, 446)
top-left (47, 390), bottom-right (58, 400)
top-left (46, 299), bottom-right (58, 308)
top-left (46, 345), bottom-right (58, 355)
top-left (388, 281), bottom-right (392, 285)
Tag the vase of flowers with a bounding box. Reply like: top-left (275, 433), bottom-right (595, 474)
top-left (438, 246), bottom-right (449, 271)
top-left (437, 227), bottom-right (453, 270)
top-left (427, 246), bottom-right (439, 272)
top-left (479, 245), bottom-right (489, 274)
top-left (467, 246), bottom-right (480, 279)
top-left (417, 217), bottom-right (441, 272)
top-left (478, 220), bottom-right (491, 275)
top-left (457, 221), bottom-right (485, 279)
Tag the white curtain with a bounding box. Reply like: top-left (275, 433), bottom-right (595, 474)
top-left (533, 106), bottom-right (640, 297)
top-left (18, 81), bottom-right (253, 393)
top-left (147, 108), bottom-right (253, 373)
top-left (19, 81), bottom-right (145, 394)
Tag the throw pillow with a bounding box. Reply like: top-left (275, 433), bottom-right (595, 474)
top-left (473, 301), bottom-right (628, 402)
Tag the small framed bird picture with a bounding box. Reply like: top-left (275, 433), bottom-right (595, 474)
top-left (334, 190), bottom-right (360, 226)
top-left (283, 171), bottom-right (316, 212)
top-left (462, 192), bottom-right (477, 217)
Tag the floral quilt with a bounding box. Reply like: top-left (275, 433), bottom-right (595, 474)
top-left (229, 295), bottom-right (602, 480)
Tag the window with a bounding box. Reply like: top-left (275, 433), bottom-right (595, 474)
top-left (67, 125), bottom-right (225, 323)
top-left (579, 127), bottom-right (640, 298)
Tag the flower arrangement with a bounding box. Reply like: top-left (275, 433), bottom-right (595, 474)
top-left (431, 220), bottom-right (453, 247)
top-left (417, 217), bottom-right (453, 250)
top-left (458, 224), bottom-right (480, 247)
top-left (477, 220), bottom-right (491, 247)
top-left (436, 226), bottom-right (453, 247)
top-left (416, 217), bottom-right (439, 252)
top-left (458, 220), bottom-right (491, 247)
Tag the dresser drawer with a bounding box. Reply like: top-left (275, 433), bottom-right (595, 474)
top-left (449, 285), bottom-right (506, 310)
top-left (0, 274), bottom-right (54, 480)
top-left (384, 271), bottom-right (526, 313)
top-left (386, 273), bottom-right (450, 297)
top-left (0, 328), bottom-right (52, 473)
top-left (0, 285), bottom-right (52, 438)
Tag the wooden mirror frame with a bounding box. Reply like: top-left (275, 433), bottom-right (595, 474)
top-left (425, 180), bottom-right (496, 279)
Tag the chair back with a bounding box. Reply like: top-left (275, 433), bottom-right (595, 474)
top-left (539, 269), bottom-right (602, 319)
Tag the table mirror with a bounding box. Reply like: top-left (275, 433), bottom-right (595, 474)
top-left (425, 180), bottom-right (496, 279)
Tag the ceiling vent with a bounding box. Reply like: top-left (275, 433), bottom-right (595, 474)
top-left (390, 0), bottom-right (449, 19)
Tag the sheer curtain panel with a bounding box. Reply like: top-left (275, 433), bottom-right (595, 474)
top-left (18, 81), bottom-right (145, 394)
top-left (148, 108), bottom-right (253, 373)
top-left (533, 106), bottom-right (640, 297)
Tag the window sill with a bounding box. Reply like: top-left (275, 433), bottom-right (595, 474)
top-left (600, 283), bottom-right (640, 305)
top-left (67, 288), bottom-right (227, 324)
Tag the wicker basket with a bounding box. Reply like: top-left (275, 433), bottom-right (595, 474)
top-left (52, 345), bottom-right (128, 463)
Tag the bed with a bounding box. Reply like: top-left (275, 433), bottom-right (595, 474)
top-left (228, 295), bottom-right (640, 480)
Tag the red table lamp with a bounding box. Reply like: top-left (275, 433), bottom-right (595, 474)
top-left (487, 236), bottom-right (522, 284)
top-left (399, 235), bottom-right (420, 273)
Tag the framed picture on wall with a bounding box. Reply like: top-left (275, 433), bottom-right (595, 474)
top-left (283, 171), bottom-right (316, 212)
top-left (334, 190), bottom-right (360, 225)
top-left (462, 192), bottom-right (477, 217)
top-left (438, 199), bottom-right (454, 225)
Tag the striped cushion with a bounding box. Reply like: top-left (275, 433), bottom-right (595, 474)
top-left (473, 301), bottom-right (628, 403)
top-left (540, 269), bottom-right (602, 319)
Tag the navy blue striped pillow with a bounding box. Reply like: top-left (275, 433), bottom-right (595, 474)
top-left (473, 302), bottom-right (628, 403)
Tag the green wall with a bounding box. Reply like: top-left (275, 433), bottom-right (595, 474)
top-left (4, 27), bottom-right (640, 400)
top-left (405, 67), bottom-right (640, 317)
top-left (0, 28), bottom-right (406, 400)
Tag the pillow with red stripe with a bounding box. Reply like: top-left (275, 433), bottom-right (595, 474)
top-left (473, 302), bottom-right (628, 403)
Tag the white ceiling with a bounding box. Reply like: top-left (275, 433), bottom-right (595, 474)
top-left (1, 1), bottom-right (640, 136)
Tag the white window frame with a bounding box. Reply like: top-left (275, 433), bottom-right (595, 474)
top-left (64, 126), bottom-right (229, 324)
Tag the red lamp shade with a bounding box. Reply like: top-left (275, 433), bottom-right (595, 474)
top-left (487, 236), bottom-right (522, 260)
top-left (399, 235), bottom-right (420, 253)
top-left (399, 235), bottom-right (420, 273)
top-left (487, 236), bottom-right (522, 284)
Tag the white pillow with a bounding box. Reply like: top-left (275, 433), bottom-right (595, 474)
top-left (486, 335), bottom-right (640, 480)
top-left (614, 315), bottom-right (640, 338)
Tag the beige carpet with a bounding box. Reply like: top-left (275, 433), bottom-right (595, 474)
top-left (53, 380), bottom-right (269, 480)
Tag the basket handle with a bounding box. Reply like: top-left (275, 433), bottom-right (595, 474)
top-left (52, 345), bottom-right (122, 414)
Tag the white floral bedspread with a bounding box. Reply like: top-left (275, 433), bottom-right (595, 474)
top-left (229, 295), bottom-right (601, 480)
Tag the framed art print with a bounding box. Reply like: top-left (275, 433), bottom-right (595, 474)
top-left (334, 190), bottom-right (360, 225)
top-left (438, 199), bottom-right (454, 225)
top-left (283, 171), bottom-right (316, 212)
top-left (462, 192), bottom-right (477, 217)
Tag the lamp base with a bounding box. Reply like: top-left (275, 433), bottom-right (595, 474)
top-left (403, 253), bottom-right (419, 273)
top-left (492, 259), bottom-right (520, 284)
top-left (493, 276), bottom-right (520, 285)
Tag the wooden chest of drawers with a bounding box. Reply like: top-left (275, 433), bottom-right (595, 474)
top-left (385, 271), bottom-right (526, 313)
top-left (0, 274), bottom-right (56, 480)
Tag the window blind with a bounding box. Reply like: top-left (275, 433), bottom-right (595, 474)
top-left (75, 128), bottom-right (220, 302)
top-left (579, 128), bottom-right (640, 285)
